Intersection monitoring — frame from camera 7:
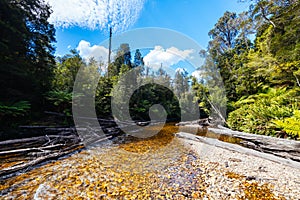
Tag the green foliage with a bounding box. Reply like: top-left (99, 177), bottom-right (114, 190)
top-left (193, 53), bottom-right (228, 121)
top-left (133, 49), bottom-right (144, 67)
top-left (108, 43), bottom-right (132, 77)
top-left (208, 11), bottom-right (239, 55)
top-left (227, 87), bottom-right (299, 136)
top-left (204, 0), bottom-right (300, 140)
top-left (53, 50), bottom-right (85, 92)
top-left (0, 101), bottom-right (31, 119)
top-left (179, 92), bottom-right (200, 121)
top-left (207, 11), bottom-right (255, 102)
top-left (95, 76), bottom-right (113, 117)
top-left (273, 110), bottom-right (300, 139)
top-left (48, 52), bottom-right (106, 119)
top-left (0, 101), bottom-right (31, 130)
top-left (270, 2), bottom-right (300, 61)
top-left (174, 69), bottom-right (189, 99)
top-left (129, 83), bottom-right (181, 121)
top-left (0, 0), bottom-right (56, 130)
top-left (191, 78), bottom-right (210, 118)
top-left (46, 90), bottom-right (73, 116)
top-left (0, 0), bottom-right (55, 103)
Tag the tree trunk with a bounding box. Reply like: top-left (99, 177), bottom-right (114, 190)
top-left (176, 131), bottom-right (300, 169)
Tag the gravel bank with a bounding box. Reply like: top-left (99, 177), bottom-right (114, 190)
top-left (178, 135), bottom-right (300, 199)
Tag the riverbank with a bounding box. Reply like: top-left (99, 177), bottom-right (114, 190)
top-left (177, 132), bottom-right (300, 199)
top-left (1, 123), bottom-right (300, 199)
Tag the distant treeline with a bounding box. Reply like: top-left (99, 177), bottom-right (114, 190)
top-left (0, 0), bottom-right (299, 139)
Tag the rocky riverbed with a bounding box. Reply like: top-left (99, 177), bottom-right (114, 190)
top-left (1, 124), bottom-right (299, 199)
top-left (179, 135), bottom-right (300, 199)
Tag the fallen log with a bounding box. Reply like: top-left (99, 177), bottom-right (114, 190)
top-left (175, 121), bottom-right (300, 162)
top-left (0, 144), bottom-right (83, 177)
top-left (0, 144), bottom-right (65, 156)
top-left (0, 136), bottom-right (49, 146)
top-left (19, 125), bottom-right (52, 129)
top-left (0, 129), bottom-right (84, 178)
top-left (0, 121), bottom-right (123, 178)
top-left (176, 118), bottom-right (211, 127)
top-left (1, 133), bottom-right (80, 142)
top-left (44, 111), bottom-right (68, 117)
top-left (176, 132), bottom-right (300, 169)
top-left (209, 127), bottom-right (300, 162)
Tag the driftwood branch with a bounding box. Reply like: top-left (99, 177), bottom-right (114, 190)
top-left (0, 144), bottom-right (83, 177)
top-left (205, 97), bottom-right (227, 125)
top-left (0, 144), bottom-right (64, 156)
top-left (294, 74), bottom-right (300, 87)
top-left (0, 121), bottom-right (122, 178)
top-left (0, 126), bottom-right (85, 178)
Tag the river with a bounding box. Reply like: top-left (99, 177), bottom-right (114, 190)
top-left (0, 124), bottom-right (208, 199)
top-left (1, 123), bottom-right (287, 199)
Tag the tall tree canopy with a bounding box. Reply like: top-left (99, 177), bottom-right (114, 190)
top-left (208, 11), bottom-right (240, 56)
top-left (205, 0), bottom-right (300, 138)
top-left (0, 0), bottom-right (55, 104)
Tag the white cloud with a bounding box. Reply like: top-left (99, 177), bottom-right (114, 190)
top-left (192, 70), bottom-right (203, 80)
top-left (143, 46), bottom-right (194, 69)
top-left (46, 0), bottom-right (145, 32)
top-left (76, 40), bottom-right (109, 62)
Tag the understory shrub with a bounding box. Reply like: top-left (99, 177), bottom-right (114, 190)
top-left (227, 87), bottom-right (299, 138)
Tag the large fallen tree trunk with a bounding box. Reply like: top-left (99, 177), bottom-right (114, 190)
top-left (0, 144), bottom-right (64, 156)
top-left (176, 120), bottom-right (300, 162)
top-left (208, 126), bottom-right (300, 162)
top-left (0, 121), bottom-right (124, 179)
top-left (0, 144), bottom-right (83, 177)
top-left (176, 132), bottom-right (300, 169)
top-left (0, 129), bottom-right (84, 178)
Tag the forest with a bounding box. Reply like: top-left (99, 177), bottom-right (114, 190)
top-left (0, 0), bottom-right (299, 140)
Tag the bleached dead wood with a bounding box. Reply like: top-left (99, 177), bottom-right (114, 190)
top-left (0, 144), bottom-right (64, 156)
top-left (176, 132), bottom-right (300, 169)
top-left (0, 144), bottom-right (83, 177)
top-left (0, 123), bottom-right (120, 178)
top-left (209, 127), bottom-right (300, 162)
top-left (175, 119), bottom-right (300, 162)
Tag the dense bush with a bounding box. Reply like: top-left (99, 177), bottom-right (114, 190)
top-left (227, 88), bottom-right (299, 137)
top-left (273, 110), bottom-right (300, 139)
top-left (0, 101), bottom-right (30, 118)
top-left (0, 101), bottom-right (31, 128)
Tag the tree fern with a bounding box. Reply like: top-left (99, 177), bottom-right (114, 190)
top-left (273, 110), bottom-right (300, 139)
top-left (227, 87), bottom-right (299, 136)
top-left (46, 90), bottom-right (73, 116)
top-left (0, 101), bottom-right (30, 118)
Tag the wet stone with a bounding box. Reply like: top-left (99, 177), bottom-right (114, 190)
top-left (0, 124), bottom-right (294, 199)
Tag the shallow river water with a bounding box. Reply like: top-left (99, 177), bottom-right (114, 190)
top-left (0, 124), bottom-right (284, 199)
top-left (1, 124), bottom-right (211, 199)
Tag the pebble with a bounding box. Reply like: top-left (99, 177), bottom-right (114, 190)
top-left (180, 137), bottom-right (300, 199)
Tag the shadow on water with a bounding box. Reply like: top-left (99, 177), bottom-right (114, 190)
top-left (116, 122), bottom-right (244, 154)
top-left (179, 125), bottom-right (243, 145)
top-left (117, 122), bottom-right (178, 153)
top-left (116, 123), bottom-right (244, 154)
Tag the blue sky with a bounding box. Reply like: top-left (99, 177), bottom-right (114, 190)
top-left (47, 0), bottom-right (250, 77)
top-left (50, 0), bottom-right (249, 56)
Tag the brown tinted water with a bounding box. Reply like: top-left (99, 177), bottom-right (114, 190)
top-left (0, 123), bottom-right (208, 199)
top-left (0, 123), bottom-right (280, 199)
top-left (179, 125), bottom-right (243, 145)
